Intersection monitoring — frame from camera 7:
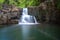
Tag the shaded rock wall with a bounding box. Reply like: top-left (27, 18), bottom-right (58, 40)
top-left (28, 0), bottom-right (60, 24)
top-left (0, 4), bottom-right (22, 24)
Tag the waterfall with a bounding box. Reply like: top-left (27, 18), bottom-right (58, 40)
top-left (19, 8), bottom-right (38, 25)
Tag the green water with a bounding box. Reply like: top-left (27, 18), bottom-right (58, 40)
top-left (0, 24), bottom-right (60, 40)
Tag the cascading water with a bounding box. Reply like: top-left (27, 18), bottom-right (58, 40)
top-left (19, 8), bottom-right (38, 25)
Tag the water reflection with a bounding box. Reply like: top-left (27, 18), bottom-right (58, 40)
top-left (17, 24), bottom-right (37, 40)
top-left (22, 25), bottom-right (31, 40)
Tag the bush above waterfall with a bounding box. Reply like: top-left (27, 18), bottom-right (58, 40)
top-left (0, 0), bottom-right (41, 8)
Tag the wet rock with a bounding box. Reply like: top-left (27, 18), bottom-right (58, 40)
top-left (10, 19), bottom-right (18, 24)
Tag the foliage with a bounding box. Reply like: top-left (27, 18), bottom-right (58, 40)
top-left (0, 0), bottom-right (60, 9)
top-left (0, 0), bottom-right (40, 8)
top-left (0, 0), bottom-right (4, 4)
top-left (56, 0), bottom-right (60, 9)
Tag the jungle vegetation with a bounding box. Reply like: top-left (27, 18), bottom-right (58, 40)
top-left (0, 0), bottom-right (40, 8)
top-left (0, 0), bottom-right (60, 9)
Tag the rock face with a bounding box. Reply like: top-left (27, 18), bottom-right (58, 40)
top-left (0, 4), bottom-right (22, 24)
top-left (38, 0), bottom-right (60, 24)
top-left (28, 0), bottom-right (60, 24)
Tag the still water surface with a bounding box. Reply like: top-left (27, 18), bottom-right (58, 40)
top-left (0, 24), bottom-right (60, 40)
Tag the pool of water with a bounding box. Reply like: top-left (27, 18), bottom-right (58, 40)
top-left (0, 24), bottom-right (60, 40)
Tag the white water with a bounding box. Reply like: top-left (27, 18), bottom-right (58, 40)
top-left (19, 8), bottom-right (38, 25)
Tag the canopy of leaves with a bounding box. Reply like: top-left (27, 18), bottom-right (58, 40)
top-left (0, 0), bottom-right (60, 9)
top-left (0, 0), bottom-right (40, 8)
